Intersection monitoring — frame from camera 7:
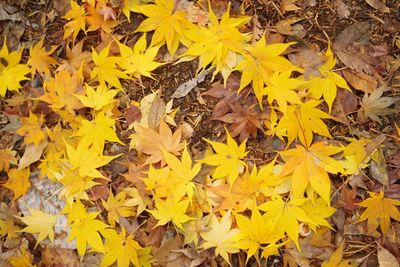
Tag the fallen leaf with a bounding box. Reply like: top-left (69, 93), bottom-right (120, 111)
top-left (2, 168), bottom-right (30, 200)
top-left (358, 87), bottom-right (399, 124)
top-left (377, 244), bottom-right (400, 267)
top-left (172, 69), bottom-right (212, 98)
top-left (369, 148), bottom-right (388, 186)
top-left (335, 0), bottom-right (350, 18)
top-left (333, 22), bottom-right (374, 74)
top-left (288, 44), bottom-right (325, 79)
top-left (40, 247), bottom-right (79, 267)
top-left (18, 140), bottom-right (48, 169)
top-left (365, 0), bottom-right (389, 13)
top-left (332, 88), bottom-right (358, 124)
top-left (342, 69), bottom-right (377, 93)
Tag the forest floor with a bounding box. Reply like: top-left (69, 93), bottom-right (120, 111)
top-left (1, 0), bottom-right (400, 266)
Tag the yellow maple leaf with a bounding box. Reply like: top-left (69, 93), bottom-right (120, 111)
top-left (121, 0), bottom-right (149, 21)
top-left (7, 246), bottom-right (35, 267)
top-left (2, 168), bottom-right (31, 201)
top-left (322, 242), bottom-right (357, 267)
top-left (142, 165), bottom-right (171, 198)
top-left (0, 40), bottom-right (30, 96)
top-left (76, 84), bottom-right (118, 111)
top-left (150, 196), bottom-right (191, 229)
top-left (65, 140), bottom-right (120, 178)
top-left (135, 0), bottom-right (193, 56)
top-left (262, 70), bottom-right (305, 112)
top-left (235, 208), bottom-right (281, 262)
top-left (181, 3), bottom-right (249, 80)
top-left (76, 111), bottom-right (123, 153)
top-left (91, 43), bottom-right (130, 90)
top-left (357, 191), bottom-right (400, 235)
top-left (130, 120), bottom-right (184, 165)
top-left (279, 142), bottom-right (344, 203)
top-left (16, 112), bottom-right (46, 146)
top-left (16, 208), bottom-right (58, 248)
top-left (258, 195), bottom-right (314, 250)
top-left (306, 44), bottom-right (350, 112)
top-left (63, 0), bottom-right (86, 42)
top-left (199, 130), bottom-right (248, 186)
top-left (200, 211), bottom-right (240, 265)
top-left (102, 191), bottom-right (136, 227)
top-left (301, 196), bottom-right (336, 231)
top-left (57, 167), bottom-right (98, 200)
top-left (65, 200), bottom-right (108, 255)
top-left (27, 38), bottom-right (58, 77)
top-left (161, 144), bottom-right (201, 199)
top-left (274, 100), bottom-right (332, 147)
top-left (0, 149), bottom-right (17, 172)
top-left (235, 37), bottom-right (301, 105)
top-left (116, 34), bottom-right (163, 79)
top-left (101, 228), bottom-right (143, 267)
top-left (39, 68), bottom-right (84, 114)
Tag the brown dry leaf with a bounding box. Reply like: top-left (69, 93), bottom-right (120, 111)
top-left (148, 96), bottom-right (166, 130)
top-left (365, 0), bottom-right (389, 13)
top-left (369, 148), bottom-right (389, 186)
top-left (335, 0), bottom-right (350, 18)
top-left (0, 149), bottom-right (17, 172)
top-left (288, 44), bottom-right (325, 78)
top-left (377, 245), bottom-right (400, 267)
top-left (213, 103), bottom-right (264, 142)
top-left (40, 247), bottom-right (79, 267)
top-left (332, 88), bottom-right (358, 124)
top-left (358, 87), bottom-right (399, 124)
top-left (18, 140), bottom-right (48, 169)
top-left (342, 69), bottom-right (377, 93)
top-left (280, 0), bottom-right (301, 13)
top-left (153, 235), bottom-right (182, 265)
top-left (275, 17), bottom-right (304, 36)
top-left (333, 22), bottom-right (374, 74)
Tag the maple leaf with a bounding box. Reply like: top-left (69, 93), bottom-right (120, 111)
top-left (258, 195), bottom-right (314, 250)
top-left (300, 196), bottom-right (336, 231)
top-left (142, 165), bottom-right (171, 198)
top-left (116, 34), bottom-right (163, 79)
top-left (357, 191), bottom-right (400, 235)
top-left (322, 242), bottom-right (356, 267)
top-left (76, 83), bottom-right (118, 111)
top-left (85, 0), bottom-right (119, 33)
top-left (130, 120), bottom-right (184, 165)
top-left (306, 45), bottom-right (350, 112)
top-left (279, 142), bottom-right (344, 203)
top-left (135, 0), bottom-right (194, 56)
top-left (6, 246), bottom-right (34, 267)
top-left (16, 112), bottom-right (46, 146)
top-left (235, 208), bottom-right (280, 262)
top-left (16, 208), bottom-right (57, 248)
top-left (262, 70), bottom-right (304, 113)
top-left (57, 167), bottom-right (98, 200)
top-left (181, 3), bottom-right (250, 80)
top-left (39, 69), bottom-right (84, 113)
top-left (2, 168), bottom-right (31, 201)
top-left (101, 228), bottom-right (143, 267)
top-left (57, 40), bottom-right (92, 75)
top-left (0, 149), bottom-right (17, 172)
top-left (161, 144), bottom-right (201, 199)
top-left (76, 111), bottom-right (123, 152)
top-left (274, 100), bottom-right (333, 147)
top-left (102, 191), bottom-right (136, 226)
top-left (65, 200), bottom-right (108, 255)
top-left (150, 196), bottom-right (191, 229)
top-left (27, 38), bottom-right (58, 77)
top-left (0, 40), bottom-right (30, 96)
top-left (65, 140), bottom-right (120, 178)
top-left (200, 212), bottom-right (240, 265)
top-left (199, 130), bottom-right (248, 186)
top-left (214, 102), bottom-right (264, 142)
top-left (121, 0), bottom-right (147, 21)
top-left (211, 162), bottom-right (283, 212)
top-left (359, 87), bottom-right (399, 124)
top-left (91, 43), bottom-right (130, 90)
top-left (63, 0), bottom-right (86, 42)
top-left (235, 36), bottom-right (301, 105)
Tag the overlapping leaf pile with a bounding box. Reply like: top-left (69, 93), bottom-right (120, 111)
top-left (1, 0), bottom-right (400, 266)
